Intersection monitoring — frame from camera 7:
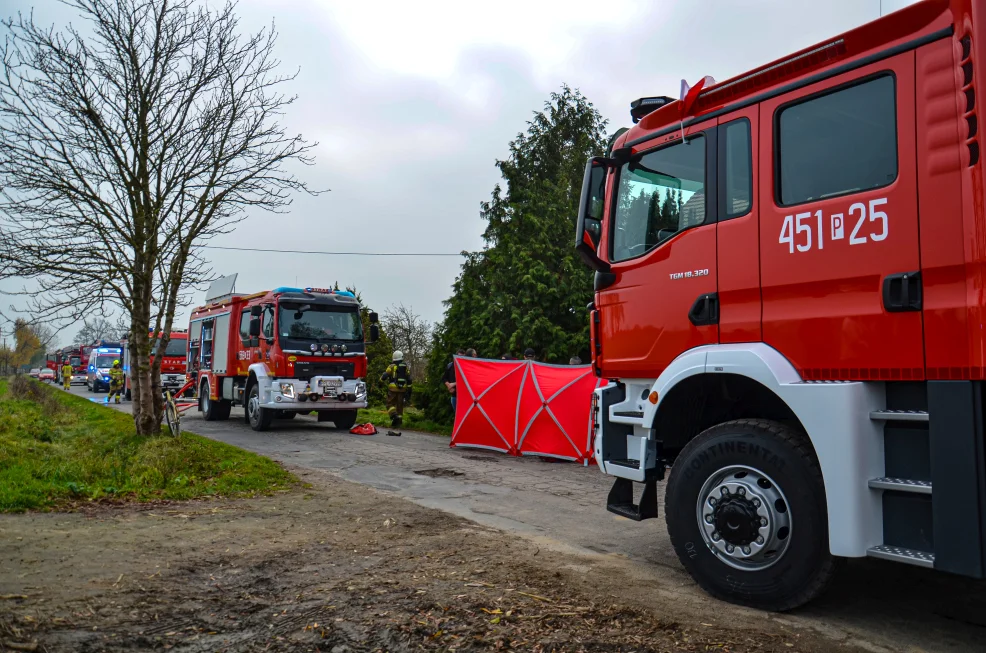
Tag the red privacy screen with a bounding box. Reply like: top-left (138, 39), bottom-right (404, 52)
top-left (450, 357), bottom-right (602, 463)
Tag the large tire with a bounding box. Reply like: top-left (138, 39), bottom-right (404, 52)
top-left (331, 409), bottom-right (358, 430)
top-left (246, 382), bottom-right (273, 432)
top-left (664, 419), bottom-right (835, 612)
top-left (201, 381), bottom-right (231, 421)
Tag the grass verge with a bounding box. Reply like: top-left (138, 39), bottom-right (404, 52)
top-left (0, 376), bottom-right (296, 512)
top-left (357, 405), bottom-right (451, 436)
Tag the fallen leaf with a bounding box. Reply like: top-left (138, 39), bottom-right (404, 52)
top-left (0, 594), bottom-right (28, 600)
top-left (516, 591), bottom-right (552, 602)
top-left (490, 617), bottom-right (501, 624)
top-left (481, 608), bottom-right (503, 615)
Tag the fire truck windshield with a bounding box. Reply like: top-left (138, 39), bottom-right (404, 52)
top-left (150, 338), bottom-right (187, 357)
top-left (278, 303), bottom-right (363, 342)
top-left (69, 356), bottom-right (81, 367)
top-left (611, 136), bottom-right (706, 263)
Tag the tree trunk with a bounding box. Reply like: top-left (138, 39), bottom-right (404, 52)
top-left (131, 268), bottom-right (158, 436)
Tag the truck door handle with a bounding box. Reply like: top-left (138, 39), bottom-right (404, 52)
top-left (883, 271), bottom-right (922, 312)
top-left (688, 293), bottom-right (719, 326)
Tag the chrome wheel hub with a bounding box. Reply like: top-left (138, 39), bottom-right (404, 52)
top-left (697, 465), bottom-right (792, 571)
top-left (248, 395), bottom-right (259, 422)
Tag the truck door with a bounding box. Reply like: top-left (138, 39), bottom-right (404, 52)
top-left (596, 117), bottom-right (719, 379)
top-left (237, 307), bottom-right (256, 375)
top-left (717, 108), bottom-right (760, 342)
top-left (759, 54), bottom-right (924, 379)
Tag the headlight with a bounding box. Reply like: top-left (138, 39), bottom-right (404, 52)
top-left (279, 383), bottom-right (296, 398)
top-left (355, 381), bottom-right (367, 397)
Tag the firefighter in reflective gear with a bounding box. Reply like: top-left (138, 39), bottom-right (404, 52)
top-left (381, 351), bottom-right (412, 429)
top-left (106, 360), bottom-right (125, 404)
top-left (61, 361), bottom-right (72, 390)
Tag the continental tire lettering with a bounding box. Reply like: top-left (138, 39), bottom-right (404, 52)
top-left (685, 442), bottom-right (787, 476)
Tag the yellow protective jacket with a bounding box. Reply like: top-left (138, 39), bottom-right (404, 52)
top-left (109, 366), bottom-right (124, 387)
top-left (61, 364), bottom-right (72, 378)
top-left (381, 361), bottom-right (412, 392)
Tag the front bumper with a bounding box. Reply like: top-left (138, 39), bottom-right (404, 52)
top-left (161, 374), bottom-right (185, 390)
top-left (259, 376), bottom-right (367, 411)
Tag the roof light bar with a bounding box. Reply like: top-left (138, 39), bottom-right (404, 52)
top-left (630, 96), bottom-right (675, 124)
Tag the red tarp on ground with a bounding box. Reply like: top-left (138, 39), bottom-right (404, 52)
top-left (450, 357), bottom-right (602, 462)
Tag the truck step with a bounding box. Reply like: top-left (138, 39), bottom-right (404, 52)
top-left (606, 477), bottom-right (657, 521)
top-left (870, 409), bottom-right (929, 422)
top-left (867, 545), bottom-right (935, 568)
top-left (868, 477), bottom-right (932, 494)
top-left (609, 458), bottom-right (641, 469)
top-left (613, 410), bottom-right (644, 418)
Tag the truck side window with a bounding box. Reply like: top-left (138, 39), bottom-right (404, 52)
top-left (720, 119), bottom-right (752, 219)
top-left (776, 74), bottom-right (897, 206)
top-left (239, 309), bottom-right (251, 343)
top-left (262, 305), bottom-right (274, 340)
top-left (611, 135), bottom-right (706, 263)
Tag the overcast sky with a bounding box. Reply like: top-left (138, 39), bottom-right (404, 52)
top-left (0, 0), bottom-right (917, 347)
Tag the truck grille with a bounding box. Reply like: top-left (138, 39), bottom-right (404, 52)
top-left (293, 361), bottom-right (355, 380)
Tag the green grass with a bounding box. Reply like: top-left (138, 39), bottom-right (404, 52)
top-left (357, 405), bottom-right (451, 436)
top-left (0, 377), bottom-right (296, 512)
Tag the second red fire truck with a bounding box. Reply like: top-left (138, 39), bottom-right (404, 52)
top-left (187, 282), bottom-right (377, 431)
top-left (576, 0), bottom-right (986, 610)
top-left (121, 331), bottom-right (189, 400)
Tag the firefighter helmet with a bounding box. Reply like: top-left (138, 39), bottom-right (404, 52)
top-left (392, 351), bottom-right (403, 362)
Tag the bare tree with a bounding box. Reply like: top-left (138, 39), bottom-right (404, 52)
top-left (382, 303), bottom-right (432, 383)
top-left (0, 0), bottom-right (318, 434)
top-left (75, 317), bottom-right (119, 345)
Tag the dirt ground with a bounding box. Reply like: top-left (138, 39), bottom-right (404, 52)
top-left (0, 470), bottom-right (860, 653)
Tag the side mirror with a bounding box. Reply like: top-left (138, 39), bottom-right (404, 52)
top-left (369, 324), bottom-right (380, 343)
top-left (368, 311), bottom-right (379, 324)
top-left (575, 157), bottom-right (615, 272)
top-left (248, 318), bottom-right (261, 337)
top-left (250, 305), bottom-right (263, 317)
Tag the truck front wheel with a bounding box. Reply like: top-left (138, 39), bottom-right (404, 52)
top-left (246, 382), bottom-right (272, 431)
top-left (331, 409), bottom-right (358, 430)
top-left (664, 419), bottom-right (835, 612)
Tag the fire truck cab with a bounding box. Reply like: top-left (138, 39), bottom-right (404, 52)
top-left (55, 344), bottom-right (90, 384)
top-left (576, 0), bottom-right (986, 610)
top-left (188, 280), bottom-right (374, 431)
top-left (121, 331), bottom-right (188, 400)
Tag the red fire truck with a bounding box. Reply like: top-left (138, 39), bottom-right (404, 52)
top-left (187, 283), bottom-right (376, 431)
top-left (576, 0), bottom-right (986, 610)
top-left (54, 344), bottom-right (92, 384)
top-left (121, 330), bottom-right (189, 400)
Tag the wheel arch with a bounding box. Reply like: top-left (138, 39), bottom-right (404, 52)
top-left (653, 373), bottom-right (803, 464)
top-left (247, 363), bottom-right (271, 390)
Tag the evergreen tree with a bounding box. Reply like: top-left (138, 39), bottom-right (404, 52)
top-left (422, 86), bottom-right (608, 424)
